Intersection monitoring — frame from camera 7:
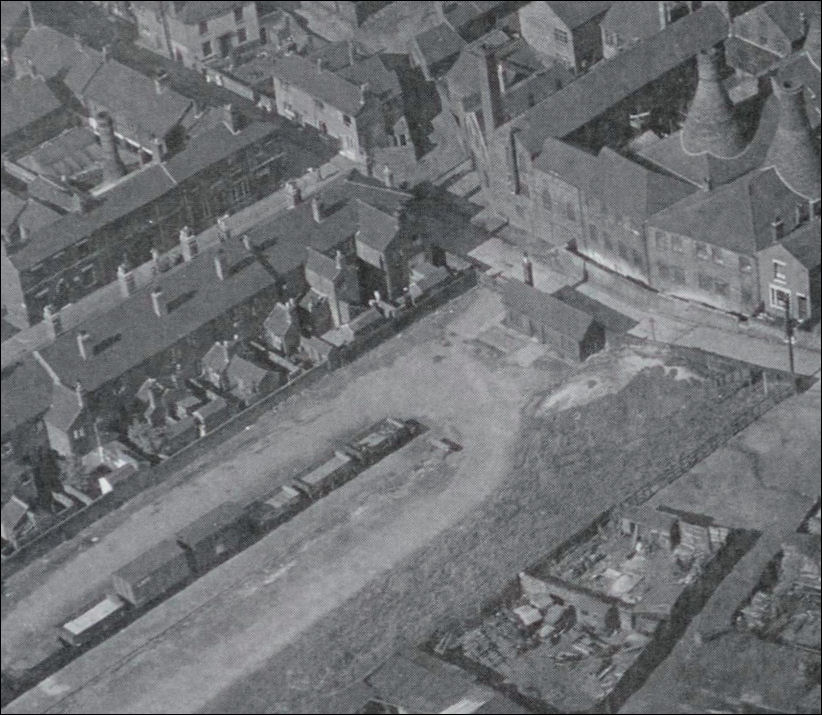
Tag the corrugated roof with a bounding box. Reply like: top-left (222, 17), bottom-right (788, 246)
top-left (649, 167), bottom-right (807, 254)
top-left (37, 241), bottom-right (277, 393)
top-left (81, 60), bottom-right (192, 139)
top-left (517, 6), bottom-right (730, 152)
top-left (498, 279), bottom-right (596, 342)
top-left (1, 77), bottom-right (62, 140)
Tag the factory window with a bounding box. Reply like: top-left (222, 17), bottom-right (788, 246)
top-left (554, 28), bottom-right (569, 44)
top-left (797, 294), bottom-right (808, 320)
top-left (202, 40), bottom-right (212, 56)
top-left (654, 230), bottom-right (667, 251)
top-left (738, 256), bottom-right (753, 273)
top-left (618, 242), bottom-right (629, 259)
top-left (199, 20), bottom-right (208, 35)
top-left (714, 279), bottom-right (729, 297)
top-left (542, 188), bottom-right (553, 211)
top-left (697, 272), bottom-right (713, 291)
top-left (657, 262), bottom-right (670, 280)
top-left (670, 235), bottom-right (684, 253)
top-left (672, 266), bottom-right (686, 284)
top-left (631, 249), bottom-right (643, 268)
top-left (602, 231), bottom-right (613, 251)
top-left (234, 7), bottom-right (243, 23)
top-left (589, 225), bottom-right (598, 242)
top-left (237, 28), bottom-right (247, 43)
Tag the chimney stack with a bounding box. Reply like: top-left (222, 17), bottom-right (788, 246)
top-left (223, 103), bottom-right (242, 134)
top-left (522, 253), bottom-right (534, 286)
top-left (216, 213), bottom-right (232, 242)
top-left (359, 82), bottom-right (370, 105)
top-left (335, 249), bottom-right (343, 270)
top-left (18, 222), bottom-right (29, 243)
top-left (214, 249), bottom-right (228, 280)
top-left (117, 263), bottom-right (135, 297)
top-left (151, 287), bottom-right (166, 316)
top-left (43, 304), bottom-right (62, 339)
top-left (150, 135), bottom-right (163, 164)
top-left (96, 111), bottom-right (126, 183)
top-left (765, 78), bottom-right (821, 200)
top-left (475, 44), bottom-right (504, 138)
top-left (242, 234), bottom-right (251, 251)
top-left (382, 164), bottom-right (394, 188)
top-left (154, 71), bottom-right (168, 94)
top-left (682, 45), bottom-right (746, 158)
top-left (311, 194), bottom-right (323, 223)
top-left (77, 331), bottom-right (92, 360)
top-left (286, 179), bottom-right (302, 207)
top-left (179, 226), bottom-right (198, 261)
top-left (75, 381), bottom-right (85, 408)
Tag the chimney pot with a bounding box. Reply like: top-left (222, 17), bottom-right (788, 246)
top-left (102, 44), bottom-right (110, 62)
top-left (242, 234), bottom-right (251, 250)
top-left (335, 249), bottom-right (343, 270)
top-left (151, 287), bottom-right (166, 316)
top-left (286, 180), bottom-right (301, 207)
top-left (117, 263), bottom-right (135, 297)
top-left (359, 82), bottom-right (370, 104)
top-left (77, 331), bottom-right (92, 360)
top-left (317, 57), bottom-right (325, 72)
top-left (382, 164), bottom-right (394, 188)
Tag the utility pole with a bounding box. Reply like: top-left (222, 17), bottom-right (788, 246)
top-left (782, 294), bottom-right (796, 376)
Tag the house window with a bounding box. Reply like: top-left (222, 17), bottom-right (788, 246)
top-left (711, 247), bottom-right (723, 264)
top-left (631, 249), bottom-right (643, 268)
top-left (797, 294), bottom-right (808, 320)
top-left (589, 225), bottom-right (598, 242)
top-left (772, 260), bottom-right (786, 281)
top-left (566, 201), bottom-right (576, 221)
top-left (657, 262), bottom-right (671, 280)
top-left (76, 239), bottom-right (91, 259)
top-left (654, 230), bottom-right (667, 251)
top-left (202, 40), bottom-right (212, 56)
top-left (342, 114), bottom-right (352, 126)
top-left (698, 272), bottom-right (713, 291)
top-left (618, 242), bottom-right (629, 259)
top-left (672, 266), bottom-right (686, 284)
top-left (738, 256), bottom-right (753, 273)
top-left (741, 286), bottom-right (754, 304)
top-left (542, 188), bottom-right (552, 211)
top-left (234, 6), bottom-right (243, 23)
top-left (603, 231), bottom-right (613, 251)
top-left (237, 27), bottom-right (247, 43)
top-left (199, 20), bottom-right (208, 35)
top-left (670, 235), bottom-right (684, 253)
top-left (695, 242), bottom-right (709, 260)
top-left (73, 428), bottom-right (85, 440)
top-left (554, 28), bottom-right (569, 44)
top-left (770, 286), bottom-right (790, 309)
top-left (714, 279), bottom-right (729, 297)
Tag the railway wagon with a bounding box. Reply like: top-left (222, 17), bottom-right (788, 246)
top-left (112, 539), bottom-right (191, 608)
top-left (245, 485), bottom-right (308, 534)
top-left (293, 451), bottom-right (356, 499)
top-left (175, 502), bottom-right (250, 574)
top-left (342, 417), bottom-right (417, 465)
top-left (57, 595), bottom-right (127, 647)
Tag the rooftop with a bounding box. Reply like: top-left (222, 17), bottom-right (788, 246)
top-left (44, 382), bottom-right (83, 432)
top-left (0, 76), bottom-right (62, 141)
top-left (0, 357), bottom-right (53, 438)
top-left (539, 1), bottom-right (612, 29)
top-left (11, 26), bottom-right (102, 94)
top-left (516, 5), bottom-right (729, 152)
top-left (175, 1), bottom-right (250, 24)
top-left (412, 22), bottom-right (466, 70)
top-left (601, 1), bottom-right (664, 43)
top-left (498, 278), bottom-right (597, 342)
top-left (774, 218), bottom-right (822, 268)
top-left (648, 167), bottom-right (809, 254)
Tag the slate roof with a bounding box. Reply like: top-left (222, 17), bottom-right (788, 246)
top-left (534, 139), bottom-right (695, 219)
top-left (1, 190), bottom-right (26, 234)
top-left (499, 279), bottom-right (597, 342)
top-left (17, 199), bottom-right (62, 236)
top-left (201, 341), bottom-right (235, 375)
top-left (193, 397), bottom-right (230, 421)
top-left (44, 382), bottom-right (83, 431)
top-left (36, 241), bottom-right (277, 394)
top-left (305, 246), bottom-right (342, 281)
top-left (308, 40), bottom-right (370, 72)
top-left (775, 219), bottom-right (822, 268)
top-left (0, 1), bottom-right (27, 41)
top-left (17, 126), bottom-right (129, 179)
top-left (353, 199), bottom-right (400, 252)
top-left (601, 1), bottom-right (662, 42)
top-left (1, 356), bottom-right (54, 438)
top-left (648, 167), bottom-right (807, 255)
top-left (8, 164), bottom-right (177, 270)
top-left (226, 355), bottom-right (269, 387)
top-left (0, 77), bottom-right (62, 140)
top-left (80, 60), bottom-right (192, 139)
top-left (271, 53), bottom-right (399, 116)
top-left (412, 23), bottom-right (466, 69)
top-left (761, 0), bottom-right (814, 43)
top-left (176, 1), bottom-right (249, 24)
top-left (11, 26), bottom-right (102, 88)
top-left (263, 303), bottom-right (297, 337)
top-left (517, 6), bottom-right (730, 152)
top-left (542, 1), bottom-right (612, 29)
top-left (444, 29), bottom-right (510, 102)
top-left (725, 36), bottom-right (781, 77)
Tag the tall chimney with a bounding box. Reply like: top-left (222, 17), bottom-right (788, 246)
top-left (382, 164), bottom-right (394, 188)
top-left (77, 331), bottom-right (92, 360)
top-left (476, 44), bottom-right (504, 138)
top-left (311, 195), bottom-right (323, 223)
top-left (765, 78), bottom-right (821, 200)
top-left (522, 253), bottom-right (534, 286)
top-left (216, 213), bottom-right (232, 242)
top-left (96, 111), bottom-right (126, 183)
top-left (681, 45), bottom-right (746, 158)
top-left (43, 304), bottom-right (62, 339)
top-left (214, 249), bottom-right (228, 281)
top-left (151, 287), bottom-right (166, 316)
